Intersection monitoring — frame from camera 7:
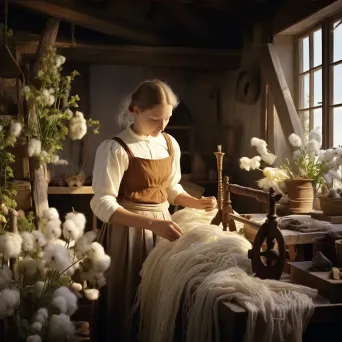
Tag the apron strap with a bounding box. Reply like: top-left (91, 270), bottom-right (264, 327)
top-left (162, 132), bottom-right (174, 157)
top-left (112, 137), bottom-right (135, 159)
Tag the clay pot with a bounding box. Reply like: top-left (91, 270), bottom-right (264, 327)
top-left (319, 196), bottom-right (342, 216)
top-left (285, 179), bottom-right (314, 214)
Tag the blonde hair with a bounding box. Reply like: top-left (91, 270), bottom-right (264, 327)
top-left (119, 80), bottom-right (179, 129)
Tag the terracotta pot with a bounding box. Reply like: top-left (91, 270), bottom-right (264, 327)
top-left (285, 179), bottom-right (314, 214)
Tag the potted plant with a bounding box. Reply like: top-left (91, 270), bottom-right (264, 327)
top-left (239, 129), bottom-right (342, 214)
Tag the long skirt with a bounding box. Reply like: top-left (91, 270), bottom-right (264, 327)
top-left (91, 201), bottom-right (171, 342)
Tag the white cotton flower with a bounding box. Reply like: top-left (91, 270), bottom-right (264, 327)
top-left (21, 85), bottom-right (30, 96)
top-left (44, 219), bottom-right (62, 241)
top-left (51, 155), bottom-right (59, 164)
top-left (18, 257), bottom-right (39, 276)
top-left (43, 244), bottom-right (70, 272)
top-left (55, 55), bottom-right (66, 67)
top-left (261, 152), bottom-right (277, 165)
top-left (35, 281), bottom-right (45, 298)
top-left (20, 232), bottom-right (35, 252)
top-left (65, 212), bottom-right (87, 231)
top-left (334, 148), bottom-right (342, 157)
top-left (84, 288), bottom-right (99, 301)
top-left (81, 269), bottom-right (106, 288)
top-left (52, 287), bottom-right (78, 315)
top-left (251, 137), bottom-right (267, 148)
top-left (75, 231), bottom-right (97, 254)
top-left (308, 128), bottom-right (322, 146)
top-left (63, 220), bottom-right (82, 241)
top-left (0, 232), bottom-right (22, 260)
top-left (0, 288), bottom-right (20, 317)
top-left (0, 265), bottom-right (12, 288)
top-left (321, 149), bottom-right (335, 162)
top-left (26, 335), bottom-right (42, 342)
top-left (47, 95), bottom-right (55, 106)
top-left (288, 133), bottom-right (302, 147)
top-left (43, 208), bottom-right (60, 221)
top-left (257, 178), bottom-right (282, 194)
top-left (65, 108), bottom-right (73, 119)
top-left (239, 157), bottom-right (251, 171)
top-left (89, 242), bottom-right (111, 273)
top-left (69, 111), bottom-right (87, 140)
top-left (31, 321), bottom-right (43, 333)
top-left (49, 314), bottom-right (76, 342)
top-left (293, 150), bottom-right (301, 161)
top-left (306, 139), bottom-right (320, 156)
top-left (40, 150), bottom-right (48, 158)
top-left (32, 230), bottom-right (46, 248)
top-left (36, 308), bottom-right (48, 320)
top-left (324, 170), bottom-right (342, 183)
top-left (336, 157), bottom-right (342, 166)
top-left (71, 282), bottom-right (83, 292)
top-left (28, 138), bottom-right (42, 157)
top-left (328, 160), bottom-right (339, 171)
top-left (249, 156), bottom-right (261, 170)
top-left (10, 122), bottom-right (22, 137)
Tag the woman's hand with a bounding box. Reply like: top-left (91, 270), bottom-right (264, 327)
top-left (150, 220), bottom-right (183, 241)
top-left (197, 196), bottom-right (217, 211)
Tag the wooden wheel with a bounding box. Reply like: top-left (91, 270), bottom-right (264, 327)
top-left (248, 220), bottom-right (286, 280)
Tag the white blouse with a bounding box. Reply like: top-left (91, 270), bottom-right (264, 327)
top-left (90, 127), bottom-right (185, 223)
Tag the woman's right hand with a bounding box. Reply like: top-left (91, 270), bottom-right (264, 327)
top-left (150, 220), bottom-right (183, 241)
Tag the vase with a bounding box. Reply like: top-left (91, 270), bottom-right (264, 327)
top-left (285, 179), bottom-right (314, 214)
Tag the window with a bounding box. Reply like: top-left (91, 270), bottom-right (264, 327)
top-left (297, 18), bottom-right (342, 148)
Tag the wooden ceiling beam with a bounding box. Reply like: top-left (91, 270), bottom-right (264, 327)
top-left (11, 0), bottom-right (165, 45)
top-left (14, 36), bottom-right (240, 69)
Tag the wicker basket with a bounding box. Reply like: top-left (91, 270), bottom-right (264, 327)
top-left (319, 196), bottom-right (342, 216)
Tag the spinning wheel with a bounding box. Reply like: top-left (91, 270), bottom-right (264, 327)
top-left (247, 188), bottom-right (285, 280)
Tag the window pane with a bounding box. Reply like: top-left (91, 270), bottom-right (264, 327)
top-left (299, 74), bottom-right (310, 109)
top-left (313, 69), bottom-right (322, 106)
top-left (313, 108), bottom-right (322, 135)
top-left (333, 19), bottom-right (342, 62)
top-left (333, 107), bottom-right (342, 147)
top-left (313, 29), bottom-right (322, 67)
top-left (333, 64), bottom-right (342, 105)
top-left (299, 110), bottom-right (310, 138)
top-left (299, 36), bottom-right (310, 72)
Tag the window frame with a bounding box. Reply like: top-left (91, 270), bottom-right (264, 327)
top-left (295, 13), bottom-right (342, 148)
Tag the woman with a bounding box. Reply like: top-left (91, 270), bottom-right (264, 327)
top-left (90, 79), bottom-right (216, 342)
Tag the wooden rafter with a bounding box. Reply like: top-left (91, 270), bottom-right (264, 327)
top-left (11, 0), bottom-right (164, 45)
top-left (13, 34), bottom-right (241, 69)
top-left (261, 43), bottom-right (305, 140)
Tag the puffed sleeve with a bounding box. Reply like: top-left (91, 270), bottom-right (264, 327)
top-left (90, 139), bottom-right (129, 223)
top-left (166, 134), bottom-right (186, 204)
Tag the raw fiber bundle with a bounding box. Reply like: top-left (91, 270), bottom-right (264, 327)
top-left (136, 208), bottom-right (317, 342)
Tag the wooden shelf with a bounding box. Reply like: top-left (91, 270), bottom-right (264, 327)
top-left (48, 186), bottom-right (94, 195)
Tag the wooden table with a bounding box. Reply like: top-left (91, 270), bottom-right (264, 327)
top-left (231, 213), bottom-right (342, 262)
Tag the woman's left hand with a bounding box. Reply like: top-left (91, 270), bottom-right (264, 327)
top-left (197, 196), bottom-right (217, 211)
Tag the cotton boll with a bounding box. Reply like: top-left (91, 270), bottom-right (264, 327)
top-left (69, 111), bottom-right (87, 140)
top-left (21, 232), bottom-right (35, 252)
top-left (52, 296), bottom-right (68, 314)
top-left (1, 288), bottom-right (20, 310)
top-left (336, 157), bottom-right (342, 166)
top-left (249, 156), bottom-right (261, 170)
top-left (328, 160), bottom-right (339, 171)
top-left (63, 219), bottom-right (82, 240)
top-left (10, 121), bottom-right (22, 137)
top-left (53, 287), bottom-right (78, 316)
top-left (75, 231), bottom-right (97, 254)
top-left (0, 232), bottom-right (23, 260)
top-left (65, 108), bottom-right (73, 119)
top-left (49, 314), bottom-right (76, 342)
top-left (65, 212), bottom-right (87, 232)
top-left (43, 208), bottom-right (60, 221)
top-left (26, 335), bottom-right (42, 342)
top-left (239, 157), bottom-right (251, 171)
top-left (28, 138), bottom-right (42, 157)
top-left (44, 219), bottom-right (62, 241)
top-left (47, 95), bottom-right (55, 106)
top-left (288, 133), bottom-right (302, 147)
top-left (51, 155), bottom-right (59, 164)
top-left (335, 148), bottom-right (342, 157)
top-left (43, 244), bottom-right (71, 272)
top-left (71, 282), bottom-right (83, 292)
top-left (55, 159), bottom-right (68, 165)
top-left (31, 321), bottom-right (43, 333)
top-left (92, 254), bottom-right (111, 273)
top-left (306, 139), bottom-right (321, 156)
top-left (36, 308), bottom-right (48, 320)
top-left (32, 230), bottom-right (46, 248)
top-left (293, 150), bottom-right (301, 161)
top-left (55, 55), bottom-right (66, 67)
top-left (322, 149), bottom-right (335, 162)
top-left (261, 152), bottom-right (277, 165)
top-left (84, 289), bottom-right (99, 301)
top-left (309, 128), bottom-right (322, 146)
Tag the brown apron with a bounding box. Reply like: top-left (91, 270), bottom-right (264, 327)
top-left (91, 133), bottom-right (174, 342)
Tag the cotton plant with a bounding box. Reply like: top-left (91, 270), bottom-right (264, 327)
top-left (21, 45), bottom-right (100, 166)
top-left (0, 207), bottom-right (110, 342)
top-left (239, 128), bottom-right (341, 194)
